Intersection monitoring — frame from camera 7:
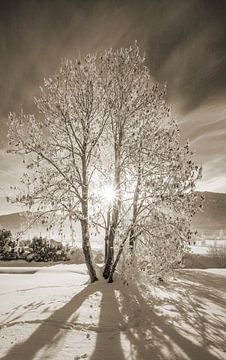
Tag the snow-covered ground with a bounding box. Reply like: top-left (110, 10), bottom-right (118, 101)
top-left (0, 264), bottom-right (226, 360)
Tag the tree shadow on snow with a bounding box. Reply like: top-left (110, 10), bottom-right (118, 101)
top-left (0, 282), bottom-right (99, 360)
top-left (91, 271), bottom-right (226, 360)
top-left (1, 301), bottom-right (46, 330)
top-left (116, 271), bottom-right (226, 360)
top-left (90, 282), bottom-right (126, 360)
top-left (1, 270), bottom-right (226, 360)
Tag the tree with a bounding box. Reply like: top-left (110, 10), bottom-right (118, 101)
top-left (8, 43), bottom-right (201, 284)
top-left (0, 229), bottom-right (14, 254)
top-left (8, 55), bottom-right (110, 282)
top-left (93, 45), bottom-right (202, 282)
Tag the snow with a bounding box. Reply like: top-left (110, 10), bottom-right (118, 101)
top-left (197, 268), bottom-right (226, 276)
top-left (0, 265), bottom-right (226, 360)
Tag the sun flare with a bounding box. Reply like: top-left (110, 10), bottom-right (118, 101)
top-left (101, 184), bottom-right (115, 204)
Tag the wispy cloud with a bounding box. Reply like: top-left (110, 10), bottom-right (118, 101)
top-left (0, 0), bottom-right (225, 193)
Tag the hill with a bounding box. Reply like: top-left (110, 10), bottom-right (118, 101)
top-left (192, 191), bottom-right (226, 232)
top-left (0, 212), bottom-right (50, 239)
top-left (0, 211), bottom-right (80, 243)
top-left (0, 191), bottom-right (226, 238)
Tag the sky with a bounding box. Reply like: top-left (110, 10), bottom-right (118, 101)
top-left (0, 0), bottom-right (226, 214)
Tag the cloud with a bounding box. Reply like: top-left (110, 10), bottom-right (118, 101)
top-left (144, 0), bottom-right (226, 113)
top-left (160, 28), bottom-right (223, 111)
top-left (0, 0), bottom-right (226, 193)
top-left (0, 150), bottom-right (25, 192)
top-left (174, 98), bottom-right (226, 193)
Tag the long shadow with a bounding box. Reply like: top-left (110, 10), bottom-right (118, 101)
top-left (90, 282), bottom-right (126, 360)
top-left (1, 272), bottom-right (225, 360)
top-left (179, 269), bottom-right (226, 292)
top-left (0, 282), bottom-right (99, 360)
top-left (117, 285), bottom-right (165, 360)
top-left (1, 301), bottom-right (45, 330)
top-left (118, 277), bottom-right (225, 360)
top-left (171, 271), bottom-right (226, 351)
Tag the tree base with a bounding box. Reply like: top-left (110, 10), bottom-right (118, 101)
top-left (90, 276), bottom-right (98, 283)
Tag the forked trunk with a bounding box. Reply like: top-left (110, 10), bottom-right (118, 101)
top-left (103, 148), bottom-right (121, 279)
top-left (108, 231), bottom-right (130, 283)
top-left (107, 159), bottom-right (141, 282)
top-left (103, 134), bottom-right (122, 280)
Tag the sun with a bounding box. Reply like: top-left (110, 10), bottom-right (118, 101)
top-left (101, 184), bottom-right (115, 204)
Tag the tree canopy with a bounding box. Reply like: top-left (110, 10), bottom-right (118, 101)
top-left (8, 43), bottom-right (202, 283)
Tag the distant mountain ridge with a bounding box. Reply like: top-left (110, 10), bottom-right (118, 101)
top-left (0, 212), bottom-right (48, 238)
top-left (0, 211), bottom-right (79, 242)
top-left (192, 191), bottom-right (226, 232)
top-left (0, 191), bottom-right (226, 237)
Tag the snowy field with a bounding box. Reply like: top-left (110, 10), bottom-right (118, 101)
top-left (0, 264), bottom-right (226, 360)
top-left (190, 245), bottom-right (226, 255)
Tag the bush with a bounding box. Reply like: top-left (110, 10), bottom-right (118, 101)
top-left (0, 229), bottom-right (18, 260)
top-left (0, 229), bottom-right (12, 252)
top-left (27, 236), bottom-right (69, 262)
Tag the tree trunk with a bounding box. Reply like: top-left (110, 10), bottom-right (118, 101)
top-left (103, 144), bottom-right (121, 279)
top-left (108, 155), bottom-right (142, 282)
top-left (108, 244), bottom-right (123, 283)
top-left (129, 159), bottom-right (141, 252)
top-left (104, 233), bottom-right (108, 264)
top-left (81, 218), bottom-right (98, 283)
top-left (108, 231), bottom-right (129, 282)
top-left (81, 155), bottom-right (98, 283)
top-left (129, 227), bottom-right (135, 251)
top-left (104, 208), bottom-right (110, 263)
top-left (103, 223), bottom-right (115, 278)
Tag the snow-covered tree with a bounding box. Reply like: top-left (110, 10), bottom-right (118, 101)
top-left (8, 55), bottom-right (111, 282)
top-left (0, 229), bottom-right (13, 254)
top-left (8, 43), bottom-right (202, 284)
top-left (90, 45), bottom-right (201, 282)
